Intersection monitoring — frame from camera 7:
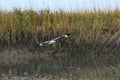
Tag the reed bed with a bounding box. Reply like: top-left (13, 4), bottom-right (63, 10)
top-left (0, 8), bottom-right (119, 48)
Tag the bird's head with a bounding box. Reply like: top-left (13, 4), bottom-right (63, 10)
top-left (66, 33), bottom-right (71, 36)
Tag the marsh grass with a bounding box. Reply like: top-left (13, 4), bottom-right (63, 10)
top-left (0, 8), bottom-right (119, 48)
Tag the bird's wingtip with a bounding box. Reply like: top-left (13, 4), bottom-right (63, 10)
top-left (39, 43), bottom-right (43, 46)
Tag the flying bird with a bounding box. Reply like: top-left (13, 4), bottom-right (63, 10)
top-left (39, 34), bottom-right (70, 46)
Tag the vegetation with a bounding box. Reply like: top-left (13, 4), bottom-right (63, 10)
top-left (0, 8), bottom-right (119, 48)
top-left (0, 8), bottom-right (120, 79)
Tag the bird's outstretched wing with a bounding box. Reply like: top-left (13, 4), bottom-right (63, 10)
top-left (53, 34), bottom-right (69, 41)
top-left (39, 34), bottom-right (70, 46)
top-left (53, 37), bottom-right (61, 41)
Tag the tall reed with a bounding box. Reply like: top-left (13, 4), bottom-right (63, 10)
top-left (0, 8), bottom-right (119, 48)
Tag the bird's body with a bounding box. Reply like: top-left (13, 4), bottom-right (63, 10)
top-left (39, 34), bottom-right (70, 46)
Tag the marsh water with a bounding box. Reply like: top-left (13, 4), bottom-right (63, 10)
top-left (0, 48), bottom-right (120, 80)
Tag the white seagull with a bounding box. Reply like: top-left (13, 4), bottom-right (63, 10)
top-left (39, 34), bottom-right (70, 46)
